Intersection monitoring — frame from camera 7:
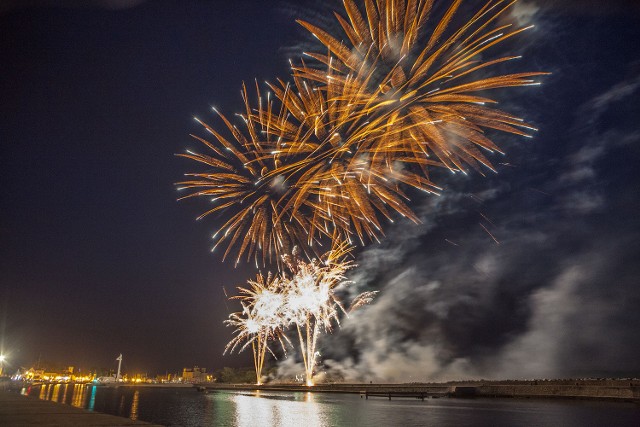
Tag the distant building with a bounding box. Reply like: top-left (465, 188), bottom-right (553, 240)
top-left (17, 366), bottom-right (93, 383)
top-left (156, 373), bottom-right (172, 383)
top-left (22, 368), bottom-right (45, 381)
top-left (182, 366), bottom-right (209, 383)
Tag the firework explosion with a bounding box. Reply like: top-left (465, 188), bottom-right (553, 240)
top-left (179, 0), bottom-right (544, 384)
top-left (225, 244), bottom-right (376, 385)
top-left (258, 75), bottom-right (443, 247)
top-left (295, 0), bottom-right (548, 173)
top-left (280, 243), bottom-right (376, 386)
top-left (179, 0), bottom-right (545, 263)
top-left (176, 83), bottom-right (321, 267)
top-left (224, 272), bottom-right (289, 384)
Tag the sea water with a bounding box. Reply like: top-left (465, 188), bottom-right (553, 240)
top-left (22, 384), bottom-right (640, 426)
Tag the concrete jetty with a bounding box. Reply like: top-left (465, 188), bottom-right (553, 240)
top-left (0, 390), bottom-right (164, 426)
top-left (196, 379), bottom-right (640, 402)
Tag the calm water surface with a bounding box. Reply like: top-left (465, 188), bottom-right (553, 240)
top-left (23, 384), bottom-right (640, 426)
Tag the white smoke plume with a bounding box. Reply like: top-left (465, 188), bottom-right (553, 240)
top-left (298, 69), bottom-right (640, 383)
top-left (273, 1), bottom-right (640, 383)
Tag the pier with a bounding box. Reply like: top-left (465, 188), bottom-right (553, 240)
top-left (196, 379), bottom-right (640, 402)
top-left (360, 389), bottom-right (448, 400)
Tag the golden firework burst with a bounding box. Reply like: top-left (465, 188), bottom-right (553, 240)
top-left (179, 0), bottom-right (546, 265)
top-left (295, 0), bottom-right (548, 173)
top-left (177, 82), bottom-right (325, 266)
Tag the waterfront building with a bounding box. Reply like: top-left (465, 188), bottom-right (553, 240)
top-left (182, 366), bottom-right (211, 383)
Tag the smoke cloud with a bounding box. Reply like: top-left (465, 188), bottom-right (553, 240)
top-left (277, 67), bottom-right (640, 383)
top-left (274, 0), bottom-right (640, 383)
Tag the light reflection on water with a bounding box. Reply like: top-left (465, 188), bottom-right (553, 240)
top-left (70, 384), bottom-right (87, 408)
top-left (230, 390), bottom-right (324, 427)
top-left (29, 383), bottom-right (96, 410)
top-left (51, 384), bottom-right (61, 403)
top-left (88, 384), bottom-right (97, 411)
top-left (21, 385), bottom-right (640, 427)
top-left (130, 390), bottom-right (140, 421)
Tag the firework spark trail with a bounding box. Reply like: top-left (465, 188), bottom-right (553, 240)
top-left (295, 0), bottom-right (548, 174)
top-left (281, 242), bottom-right (379, 385)
top-left (224, 305), bottom-right (270, 384)
top-left (281, 244), bottom-right (354, 385)
top-left (224, 272), bottom-right (289, 384)
top-left (224, 243), bottom-right (376, 385)
top-left (176, 82), bottom-right (326, 266)
top-left (445, 238), bottom-right (460, 246)
top-left (478, 211), bottom-right (495, 225)
top-left (257, 74), bottom-right (443, 246)
top-left (178, 1), bottom-right (545, 264)
top-left (479, 222), bottom-right (500, 244)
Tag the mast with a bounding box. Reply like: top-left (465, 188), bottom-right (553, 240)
top-left (116, 354), bottom-right (123, 380)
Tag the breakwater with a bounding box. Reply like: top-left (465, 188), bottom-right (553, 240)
top-left (197, 379), bottom-right (640, 402)
top-left (457, 380), bottom-right (640, 401)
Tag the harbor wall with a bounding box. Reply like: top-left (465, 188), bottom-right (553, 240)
top-left (199, 379), bottom-right (640, 402)
top-left (467, 384), bottom-right (640, 400)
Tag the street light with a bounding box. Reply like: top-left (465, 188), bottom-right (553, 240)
top-left (0, 354), bottom-right (5, 376)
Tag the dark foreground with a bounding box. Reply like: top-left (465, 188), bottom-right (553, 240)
top-left (0, 389), bottom-right (163, 426)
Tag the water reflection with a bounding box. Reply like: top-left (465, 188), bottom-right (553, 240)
top-left (28, 384), bottom-right (335, 426)
top-left (51, 384), bottom-right (61, 402)
top-left (88, 385), bottom-right (96, 411)
top-left (34, 384), bottom-right (96, 408)
top-left (60, 383), bottom-right (69, 404)
top-left (18, 385), bottom-right (640, 427)
top-left (130, 390), bottom-right (140, 421)
top-left (233, 391), bottom-right (324, 427)
top-left (27, 384), bottom-right (137, 415)
top-left (118, 394), bottom-right (125, 415)
top-left (71, 384), bottom-right (85, 408)
top-left (38, 384), bottom-right (47, 400)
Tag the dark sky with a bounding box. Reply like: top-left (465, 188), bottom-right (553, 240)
top-left (1, 0), bottom-right (639, 379)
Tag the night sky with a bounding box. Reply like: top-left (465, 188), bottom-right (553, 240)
top-left (1, 0), bottom-right (639, 379)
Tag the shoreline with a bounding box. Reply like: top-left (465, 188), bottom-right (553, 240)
top-left (12, 379), bottom-right (640, 402)
top-left (0, 389), bottom-right (163, 426)
top-left (196, 379), bottom-right (640, 403)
